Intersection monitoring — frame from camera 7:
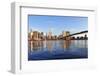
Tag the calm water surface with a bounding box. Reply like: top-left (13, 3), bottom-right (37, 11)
top-left (28, 40), bottom-right (88, 60)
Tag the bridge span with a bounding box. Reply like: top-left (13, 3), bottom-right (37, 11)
top-left (59, 30), bottom-right (88, 40)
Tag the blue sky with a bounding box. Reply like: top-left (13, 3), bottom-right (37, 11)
top-left (28, 15), bottom-right (88, 35)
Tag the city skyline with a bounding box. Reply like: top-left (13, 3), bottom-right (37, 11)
top-left (28, 15), bottom-right (88, 36)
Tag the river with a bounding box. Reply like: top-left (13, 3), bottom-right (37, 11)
top-left (28, 40), bottom-right (88, 60)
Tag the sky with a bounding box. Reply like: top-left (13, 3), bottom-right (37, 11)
top-left (28, 15), bottom-right (88, 36)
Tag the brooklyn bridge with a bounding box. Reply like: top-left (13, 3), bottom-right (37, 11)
top-left (59, 30), bottom-right (88, 40)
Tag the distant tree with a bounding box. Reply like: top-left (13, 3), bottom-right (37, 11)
top-left (84, 34), bottom-right (88, 40)
top-left (71, 37), bottom-right (75, 40)
top-left (80, 36), bottom-right (84, 40)
top-left (77, 37), bottom-right (80, 40)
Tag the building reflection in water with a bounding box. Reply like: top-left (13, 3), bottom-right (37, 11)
top-left (46, 41), bottom-right (53, 52)
top-left (59, 40), bottom-right (71, 51)
top-left (28, 41), bottom-right (44, 52)
top-left (28, 40), bottom-right (73, 52)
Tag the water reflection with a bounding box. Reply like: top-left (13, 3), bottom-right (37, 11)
top-left (70, 40), bottom-right (87, 48)
top-left (28, 41), bottom-right (44, 52)
top-left (28, 40), bottom-right (87, 52)
top-left (59, 40), bottom-right (71, 51)
top-left (28, 40), bottom-right (88, 60)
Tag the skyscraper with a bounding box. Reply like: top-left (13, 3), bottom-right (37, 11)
top-left (48, 28), bottom-right (52, 40)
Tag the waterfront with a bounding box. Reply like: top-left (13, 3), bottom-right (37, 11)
top-left (28, 40), bottom-right (88, 60)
